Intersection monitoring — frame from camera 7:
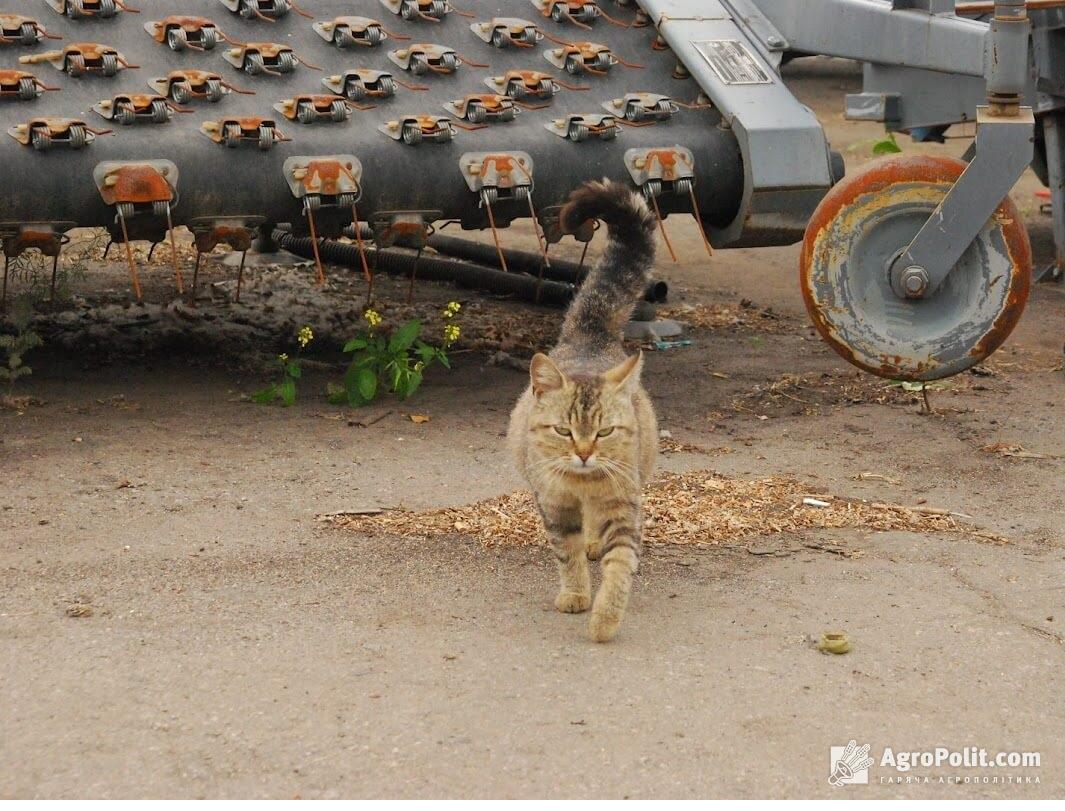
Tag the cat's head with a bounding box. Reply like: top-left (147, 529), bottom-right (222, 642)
top-left (526, 352), bottom-right (642, 477)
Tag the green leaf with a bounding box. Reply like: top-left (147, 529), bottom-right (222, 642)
top-left (343, 336), bottom-right (368, 353)
top-left (436, 350), bottom-right (450, 370)
top-left (872, 133), bottom-right (902, 155)
top-left (355, 367), bottom-right (378, 401)
top-left (279, 377), bottom-right (297, 407)
top-left (286, 362), bottom-right (302, 379)
top-left (251, 385), bottom-right (277, 404)
top-left (403, 369), bottom-right (423, 399)
top-left (388, 319), bottom-right (422, 354)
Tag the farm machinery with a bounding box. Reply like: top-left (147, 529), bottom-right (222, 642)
top-left (0, 0), bottom-right (1061, 380)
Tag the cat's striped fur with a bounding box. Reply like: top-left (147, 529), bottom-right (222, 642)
top-left (507, 180), bottom-right (658, 642)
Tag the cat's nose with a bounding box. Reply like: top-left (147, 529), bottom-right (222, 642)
top-left (575, 448), bottom-right (594, 463)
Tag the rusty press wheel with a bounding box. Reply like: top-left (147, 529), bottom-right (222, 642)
top-left (800, 155), bottom-right (1031, 382)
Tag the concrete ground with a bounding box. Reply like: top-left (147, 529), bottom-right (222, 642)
top-left (1, 59), bottom-right (1063, 799)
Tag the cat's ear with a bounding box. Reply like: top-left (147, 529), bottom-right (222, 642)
top-left (603, 351), bottom-right (643, 391)
top-left (530, 353), bottom-right (566, 396)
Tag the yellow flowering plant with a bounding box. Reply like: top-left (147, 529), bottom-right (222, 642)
top-left (329, 303), bottom-right (461, 407)
top-left (252, 325), bottom-right (314, 407)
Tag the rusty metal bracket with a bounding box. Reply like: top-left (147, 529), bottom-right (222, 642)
top-left (602, 92), bottom-right (679, 123)
top-left (187, 215), bottom-right (265, 302)
top-left (221, 43), bottom-right (321, 76)
top-left (20, 44), bottom-right (138, 78)
top-left (92, 160), bottom-right (182, 300)
top-left (283, 155), bottom-right (366, 284)
top-left (626, 145), bottom-right (713, 258)
top-left (470, 18), bottom-right (544, 48)
top-left (0, 221), bottom-right (75, 308)
top-left (92, 93), bottom-right (188, 125)
top-left (443, 93), bottom-right (518, 124)
top-left (545, 113), bottom-right (618, 141)
top-left (144, 17), bottom-right (226, 52)
top-left (0, 70), bottom-right (61, 101)
top-left (7, 117), bottom-right (110, 150)
top-left (201, 117), bottom-right (289, 149)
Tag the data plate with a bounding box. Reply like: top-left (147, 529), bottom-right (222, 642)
top-left (692, 39), bottom-right (772, 86)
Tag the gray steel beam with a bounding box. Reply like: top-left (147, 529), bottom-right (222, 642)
top-left (638, 0), bottom-right (835, 246)
top-left (757, 0), bottom-right (988, 76)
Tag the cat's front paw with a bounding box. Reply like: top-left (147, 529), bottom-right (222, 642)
top-left (555, 591), bottom-right (591, 613)
top-left (588, 610), bottom-right (621, 642)
top-left (585, 540), bottom-right (603, 561)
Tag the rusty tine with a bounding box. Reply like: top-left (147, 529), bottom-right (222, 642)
top-left (191, 250), bottom-right (202, 304)
top-left (648, 191), bottom-right (678, 263)
top-left (117, 212), bottom-right (143, 302)
top-left (686, 182), bottom-right (714, 258)
top-left (235, 249), bottom-right (247, 302)
top-left (407, 247), bottom-right (421, 304)
top-left (223, 82), bottom-right (256, 96)
top-left (165, 206), bottom-right (183, 294)
top-left (482, 190), bottom-right (509, 272)
top-left (350, 202), bottom-right (373, 284)
top-left (293, 52), bottom-right (322, 71)
top-left (304, 205), bottom-right (326, 285)
top-left (394, 77), bottom-right (429, 92)
top-left (597, 6), bottom-right (633, 27)
top-left (48, 254), bottom-right (59, 304)
top-left (1, 256), bottom-right (8, 312)
top-left (456, 53), bottom-right (488, 69)
top-left (289, 0), bottom-right (315, 19)
top-left (381, 26), bottom-right (410, 41)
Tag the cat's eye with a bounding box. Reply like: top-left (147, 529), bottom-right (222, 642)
top-left (553, 426), bottom-right (572, 437)
top-left (597, 427), bottom-right (615, 437)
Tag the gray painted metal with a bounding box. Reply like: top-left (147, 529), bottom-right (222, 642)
top-left (757, 0), bottom-right (988, 77)
top-left (1043, 111), bottom-right (1065, 281)
top-left (888, 107), bottom-right (1035, 295)
top-left (636, 0), bottom-right (835, 246)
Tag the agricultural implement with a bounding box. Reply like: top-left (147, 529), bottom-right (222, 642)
top-left (0, 0), bottom-right (1061, 381)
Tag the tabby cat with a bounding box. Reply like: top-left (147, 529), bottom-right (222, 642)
top-left (507, 180), bottom-right (658, 643)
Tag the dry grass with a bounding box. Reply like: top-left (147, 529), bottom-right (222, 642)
top-left (660, 301), bottom-right (791, 334)
top-left (325, 468), bottom-right (1007, 548)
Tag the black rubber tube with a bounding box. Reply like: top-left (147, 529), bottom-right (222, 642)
top-left (274, 230), bottom-right (576, 307)
top-left (341, 225), bottom-right (667, 303)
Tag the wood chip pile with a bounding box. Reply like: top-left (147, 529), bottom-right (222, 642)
top-left (325, 469), bottom-right (1007, 548)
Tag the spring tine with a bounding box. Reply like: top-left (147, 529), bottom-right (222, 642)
top-left (293, 52), bottom-right (323, 71)
top-left (166, 206), bottom-right (184, 294)
top-left (597, 6), bottom-right (632, 27)
top-left (118, 212), bottom-right (143, 302)
top-left (350, 202), bottom-right (373, 284)
top-left (563, 10), bottom-right (593, 30)
top-left (235, 249), bottom-right (247, 302)
top-left (289, 0), bottom-right (315, 19)
top-left (648, 191), bottom-right (678, 263)
top-left (191, 250), bottom-right (202, 304)
top-left (687, 182), bottom-right (714, 258)
top-left (48, 254), bottom-right (59, 304)
top-left (407, 246), bottom-right (422, 304)
top-left (456, 53), bottom-right (488, 68)
top-left (305, 206), bottom-right (326, 284)
top-left (482, 190), bottom-right (509, 272)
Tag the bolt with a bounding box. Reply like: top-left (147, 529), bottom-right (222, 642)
top-left (767, 35), bottom-right (785, 48)
top-left (901, 266), bottom-right (929, 298)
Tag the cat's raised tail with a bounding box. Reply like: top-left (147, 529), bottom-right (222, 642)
top-left (557, 179), bottom-right (658, 348)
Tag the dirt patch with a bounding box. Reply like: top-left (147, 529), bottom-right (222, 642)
top-left (324, 468), bottom-right (1008, 548)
